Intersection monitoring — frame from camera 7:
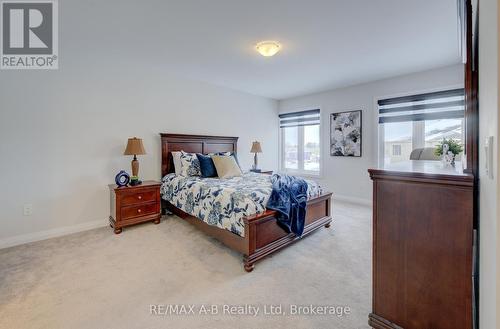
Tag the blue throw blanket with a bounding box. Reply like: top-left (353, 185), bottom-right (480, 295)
top-left (266, 174), bottom-right (308, 237)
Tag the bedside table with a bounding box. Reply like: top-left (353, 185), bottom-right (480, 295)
top-left (108, 181), bottom-right (162, 234)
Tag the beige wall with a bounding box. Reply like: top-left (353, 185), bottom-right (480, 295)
top-left (497, 0), bottom-right (500, 325)
top-left (0, 62), bottom-right (278, 248)
top-left (478, 0), bottom-right (500, 327)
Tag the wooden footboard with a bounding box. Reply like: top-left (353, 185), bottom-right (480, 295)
top-left (242, 192), bottom-right (332, 272)
top-left (162, 192), bottom-right (333, 272)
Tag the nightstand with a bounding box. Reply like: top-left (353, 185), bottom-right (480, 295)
top-left (108, 181), bottom-right (162, 234)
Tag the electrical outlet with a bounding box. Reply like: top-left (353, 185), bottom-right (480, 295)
top-left (23, 204), bottom-right (33, 216)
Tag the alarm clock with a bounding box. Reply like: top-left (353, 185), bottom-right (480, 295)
top-left (115, 170), bottom-right (130, 187)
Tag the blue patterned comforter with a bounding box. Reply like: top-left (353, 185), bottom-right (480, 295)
top-left (160, 172), bottom-right (323, 237)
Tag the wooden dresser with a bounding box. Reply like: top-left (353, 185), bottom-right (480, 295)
top-left (109, 181), bottom-right (162, 234)
top-left (368, 161), bottom-right (474, 329)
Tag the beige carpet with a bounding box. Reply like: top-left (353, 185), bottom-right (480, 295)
top-left (0, 201), bottom-right (371, 329)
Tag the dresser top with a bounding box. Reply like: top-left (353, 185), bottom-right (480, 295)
top-left (369, 161), bottom-right (474, 185)
top-left (373, 160), bottom-right (470, 176)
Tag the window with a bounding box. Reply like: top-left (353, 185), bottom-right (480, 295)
top-left (424, 118), bottom-right (464, 148)
top-left (392, 145), bottom-right (402, 156)
top-left (283, 126), bottom-right (298, 170)
top-left (280, 109), bottom-right (320, 175)
top-left (383, 121), bottom-right (413, 163)
top-left (378, 89), bottom-right (465, 165)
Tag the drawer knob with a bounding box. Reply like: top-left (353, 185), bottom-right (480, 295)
top-left (137, 209), bottom-right (142, 213)
top-left (138, 195), bottom-right (142, 200)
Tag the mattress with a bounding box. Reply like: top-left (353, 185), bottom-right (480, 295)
top-left (160, 172), bottom-right (322, 237)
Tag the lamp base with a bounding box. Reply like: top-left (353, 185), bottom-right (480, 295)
top-left (130, 156), bottom-right (142, 186)
top-left (253, 153), bottom-right (259, 170)
top-left (131, 157), bottom-right (139, 177)
top-left (129, 176), bottom-right (142, 186)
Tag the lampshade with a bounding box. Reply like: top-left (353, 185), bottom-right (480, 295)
top-left (250, 141), bottom-right (262, 153)
top-left (124, 137), bottom-right (146, 156)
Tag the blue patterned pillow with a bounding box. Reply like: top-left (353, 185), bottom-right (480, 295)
top-left (196, 153), bottom-right (217, 177)
top-left (179, 151), bottom-right (201, 176)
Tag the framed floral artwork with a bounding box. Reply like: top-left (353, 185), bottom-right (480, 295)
top-left (330, 110), bottom-right (362, 157)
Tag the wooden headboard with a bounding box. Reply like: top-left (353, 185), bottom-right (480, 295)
top-left (160, 133), bottom-right (239, 177)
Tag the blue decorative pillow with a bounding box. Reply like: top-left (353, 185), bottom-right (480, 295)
top-left (196, 153), bottom-right (218, 177)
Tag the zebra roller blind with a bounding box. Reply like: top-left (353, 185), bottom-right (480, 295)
top-left (378, 88), bottom-right (465, 124)
top-left (279, 109), bottom-right (320, 128)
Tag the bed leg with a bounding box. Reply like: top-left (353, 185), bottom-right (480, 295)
top-left (325, 222), bottom-right (331, 228)
top-left (244, 262), bottom-right (255, 272)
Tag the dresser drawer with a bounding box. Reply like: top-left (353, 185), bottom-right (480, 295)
top-left (120, 203), bottom-right (158, 220)
top-left (120, 189), bottom-right (157, 206)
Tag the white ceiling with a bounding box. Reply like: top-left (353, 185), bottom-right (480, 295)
top-left (71, 0), bottom-right (461, 100)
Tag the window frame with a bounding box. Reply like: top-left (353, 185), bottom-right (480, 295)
top-left (279, 110), bottom-right (322, 177)
top-left (375, 85), bottom-right (465, 167)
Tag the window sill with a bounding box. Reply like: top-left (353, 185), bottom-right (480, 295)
top-left (280, 170), bottom-right (322, 179)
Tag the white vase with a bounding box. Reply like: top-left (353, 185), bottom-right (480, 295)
top-left (442, 151), bottom-right (455, 166)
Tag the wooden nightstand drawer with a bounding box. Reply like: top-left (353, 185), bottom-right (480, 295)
top-left (121, 202), bottom-right (157, 220)
top-left (121, 189), bottom-right (157, 206)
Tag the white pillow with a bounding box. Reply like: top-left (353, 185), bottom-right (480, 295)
top-left (179, 151), bottom-right (201, 176)
top-left (172, 151), bottom-right (182, 175)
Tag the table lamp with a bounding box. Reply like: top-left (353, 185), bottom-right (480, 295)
top-left (124, 137), bottom-right (146, 186)
top-left (250, 141), bottom-right (262, 171)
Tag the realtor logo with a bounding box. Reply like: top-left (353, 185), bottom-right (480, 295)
top-left (1, 0), bottom-right (58, 69)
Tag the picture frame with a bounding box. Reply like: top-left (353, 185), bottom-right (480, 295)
top-left (330, 110), bottom-right (362, 157)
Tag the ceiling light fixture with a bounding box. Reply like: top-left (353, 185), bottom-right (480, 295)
top-left (255, 41), bottom-right (281, 57)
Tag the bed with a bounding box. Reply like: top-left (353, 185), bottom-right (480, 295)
top-left (160, 133), bottom-right (333, 272)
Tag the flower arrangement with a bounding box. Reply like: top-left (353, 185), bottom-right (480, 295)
top-left (434, 138), bottom-right (463, 156)
top-left (434, 138), bottom-right (463, 166)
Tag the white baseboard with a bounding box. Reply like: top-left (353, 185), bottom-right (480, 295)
top-left (333, 194), bottom-right (372, 207)
top-left (0, 195), bottom-right (370, 249)
top-left (0, 219), bottom-right (108, 250)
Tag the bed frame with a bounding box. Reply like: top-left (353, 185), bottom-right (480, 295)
top-left (160, 133), bottom-right (333, 272)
